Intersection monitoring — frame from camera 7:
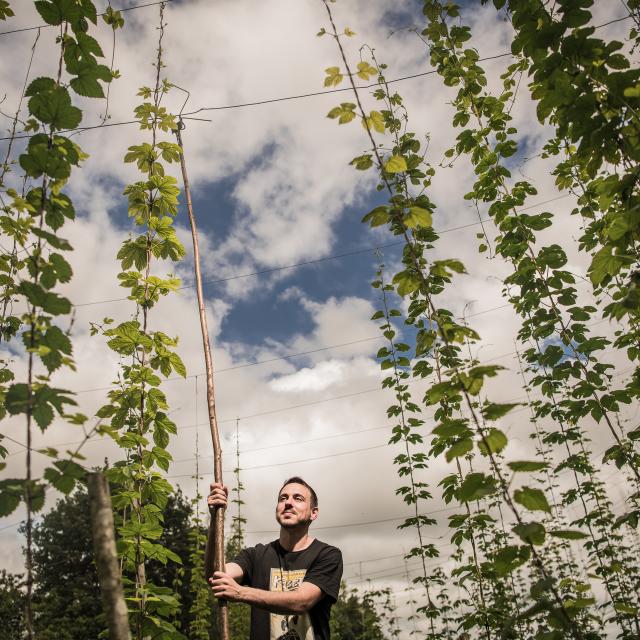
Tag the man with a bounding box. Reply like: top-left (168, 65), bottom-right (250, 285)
top-left (206, 476), bottom-right (343, 640)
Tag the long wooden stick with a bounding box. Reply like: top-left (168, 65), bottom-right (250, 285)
top-left (175, 122), bottom-right (229, 640)
top-left (88, 472), bottom-right (131, 640)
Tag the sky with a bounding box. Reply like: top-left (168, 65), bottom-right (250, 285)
top-left (0, 0), bottom-right (637, 636)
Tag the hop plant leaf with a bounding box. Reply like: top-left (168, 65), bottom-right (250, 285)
top-left (362, 110), bottom-right (385, 133)
top-left (384, 155), bottom-right (407, 173)
top-left (356, 61), bottom-right (377, 80)
top-left (324, 66), bottom-right (343, 87)
top-left (327, 102), bottom-right (356, 125)
top-left (514, 487), bottom-right (551, 513)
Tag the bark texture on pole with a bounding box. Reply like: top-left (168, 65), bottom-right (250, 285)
top-left (175, 123), bottom-right (229, 640)
top-left (88, 472), bottom-right (131, 640)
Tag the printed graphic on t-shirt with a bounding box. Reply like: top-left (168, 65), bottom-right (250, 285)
top-left (269, 568), bottom-right (315, 640)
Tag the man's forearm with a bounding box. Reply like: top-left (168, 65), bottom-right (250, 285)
top-left (237, 585), bottom-right (316, 616)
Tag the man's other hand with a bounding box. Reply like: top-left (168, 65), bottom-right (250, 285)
top-left (209, 571), bottom-right (243, 601)
top-left (207, 482), bottom-right (228, 513)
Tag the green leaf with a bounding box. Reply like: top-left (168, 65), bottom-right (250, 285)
top-left (481, 402), bottom-right (519, 420)
top-left (117, 238), bottom-right (149, 270)
top-left (103, 5), bottom-right (124, 29)
top-left (324, 66), bottom-right (343, 87)
top-left (507, 461), bottom-right (548, 473)
top-left (31, 227), bottom-right (73, 251)
top-left (492, 545), bottom-right (531, 576)
top-left (458, 472), bottom-right (497, 502)
top-left (44, 467), bottom-right (75, 493)
top-left (168, 352), bottom-right (186, 378)
top-left (28, 85), bottom-right (82, 131)
top-left (384, 155), bottom-right (408, 173)
top-left (18, 281), bottom-right (71, 315)
top-left (404, 207), bottom-right (432, 229)
top-left (6, 383), bottom-right (75, 429)
top-left (514, 487), bottom-right (551, 513)
top-left (356, 61), bottom-right (377, 80)
top-left (589, 246), bottom-right (625, 285)
top-left (41, 326), bottom-right (73, 373)
top-left (624, 84), bottom-right (640, 98)
top-left (0, 0), bottom-right (15, 20)
top-left (549, 529), bottom-right (588, 540)
top-left (80, 0), bottom-right (97, 24)
top-left (25, 77), bottom-right (56, 97)
top-left (565, 597), bottom-right (596, 610)
top-left (513, 521), bottom-right (546, 545)
top-left (35, 0), bottom-right (82, 25)
top-left (392, 270), bottom-right (421, 297)
top-left (445, 438), bottom-right (473, 462)
top-left (5, 384), bottom-right (29, 417)
top-left (432, 419), bottom-right (470, 439)
top-left (19, 134), bottom-right (82, 180)
top-left (0, 481), bottom-right (22, 516)
top-left (350, 154), bottom-right (373, 170)
top-left (327, 102), bottom-right (356, 125)
top-left (478, 428), bottom-right (508, 456)
top-left (69, 63), bottom-right (111, 98)
top-left (362, 205), bottom-right (389, 228)
top-left (362, 110), bottom-right (385, 134)
top-left (614, 603), bottom-right (639, 615)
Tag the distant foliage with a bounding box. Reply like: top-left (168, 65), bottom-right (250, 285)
top-left (0, 570), bottom-right (24, 640)
top-left (0, 487), bottom-right (210, 639)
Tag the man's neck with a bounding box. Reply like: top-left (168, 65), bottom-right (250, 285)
top-left (278, 526), bottom-right (314, 552)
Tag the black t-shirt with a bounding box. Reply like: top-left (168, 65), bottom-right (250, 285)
top-left (234, 539), bottom-right (343, 640)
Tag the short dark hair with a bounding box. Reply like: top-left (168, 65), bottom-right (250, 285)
top-left (279, 476), bottom-right (318, 509)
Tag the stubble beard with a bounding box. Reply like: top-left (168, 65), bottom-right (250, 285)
top-left (277, 511), bottom-right (311, 529)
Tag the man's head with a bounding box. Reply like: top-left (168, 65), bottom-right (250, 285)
top-left (275, 476), bottom-right (318, 529)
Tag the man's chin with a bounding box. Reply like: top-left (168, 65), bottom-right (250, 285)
top-left (277, 515), bottom-right (305, 528)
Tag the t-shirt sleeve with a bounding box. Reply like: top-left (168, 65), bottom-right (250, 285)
top-left (303, 546), bottom-right (343, 602)
top-left (232, 546), bottom-right (255, 585)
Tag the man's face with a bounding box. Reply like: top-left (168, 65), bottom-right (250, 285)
top-left (275, 483), bottom-right (318, 528)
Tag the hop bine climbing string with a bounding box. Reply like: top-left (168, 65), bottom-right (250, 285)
top-left (0, 2), bottom-right (114, 638)
top-left (92, 4), bottom-right (188, 638)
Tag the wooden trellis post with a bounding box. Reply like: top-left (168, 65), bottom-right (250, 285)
top-left (88, 472), bottom-right (131, 640)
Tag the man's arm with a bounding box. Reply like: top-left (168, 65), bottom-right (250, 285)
top-left (204, 483), bottom-right (244, 581)
top-left (210, 571), bottom-right (323, 615)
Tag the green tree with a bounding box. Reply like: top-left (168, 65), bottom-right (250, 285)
top-left (30, 488), bottom-right (104, 640)
top-left (330, 583), bottom-right (388, 640)
top-left (0, 570), bottom-right (25, 640)
top-left (15, 485), bottom-right (204, 639)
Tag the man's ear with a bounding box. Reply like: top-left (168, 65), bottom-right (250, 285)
top-left (310, 507), bottom-right (319, 521)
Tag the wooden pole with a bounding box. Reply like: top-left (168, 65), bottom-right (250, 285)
top-left (88, 472), bottom-right (131, 640)
top-left (175, 122), bottom-right (229, 640)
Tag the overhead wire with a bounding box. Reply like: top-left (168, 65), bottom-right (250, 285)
top-left (5, 340), bottom-right (631, 460)
top-left (0, 192), bottom-right (571, 314)
top-left (243, 504), bottom-right (461, 535)
top-left (0, 8), bottom-right (630, 141)
top-left (71, 192), bottom-right (571, 309)
top-left (0, 0), bottom-right (176, 36)
top-left (0, 51), bottom-right (514, 142)
top-left (164, 368), bottom-right (636, 479)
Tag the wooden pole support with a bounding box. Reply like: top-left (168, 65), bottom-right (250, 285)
top-left (175, 122), bottom-right (230, 640)
top-left (88, 472), bottom-right (131, 640)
